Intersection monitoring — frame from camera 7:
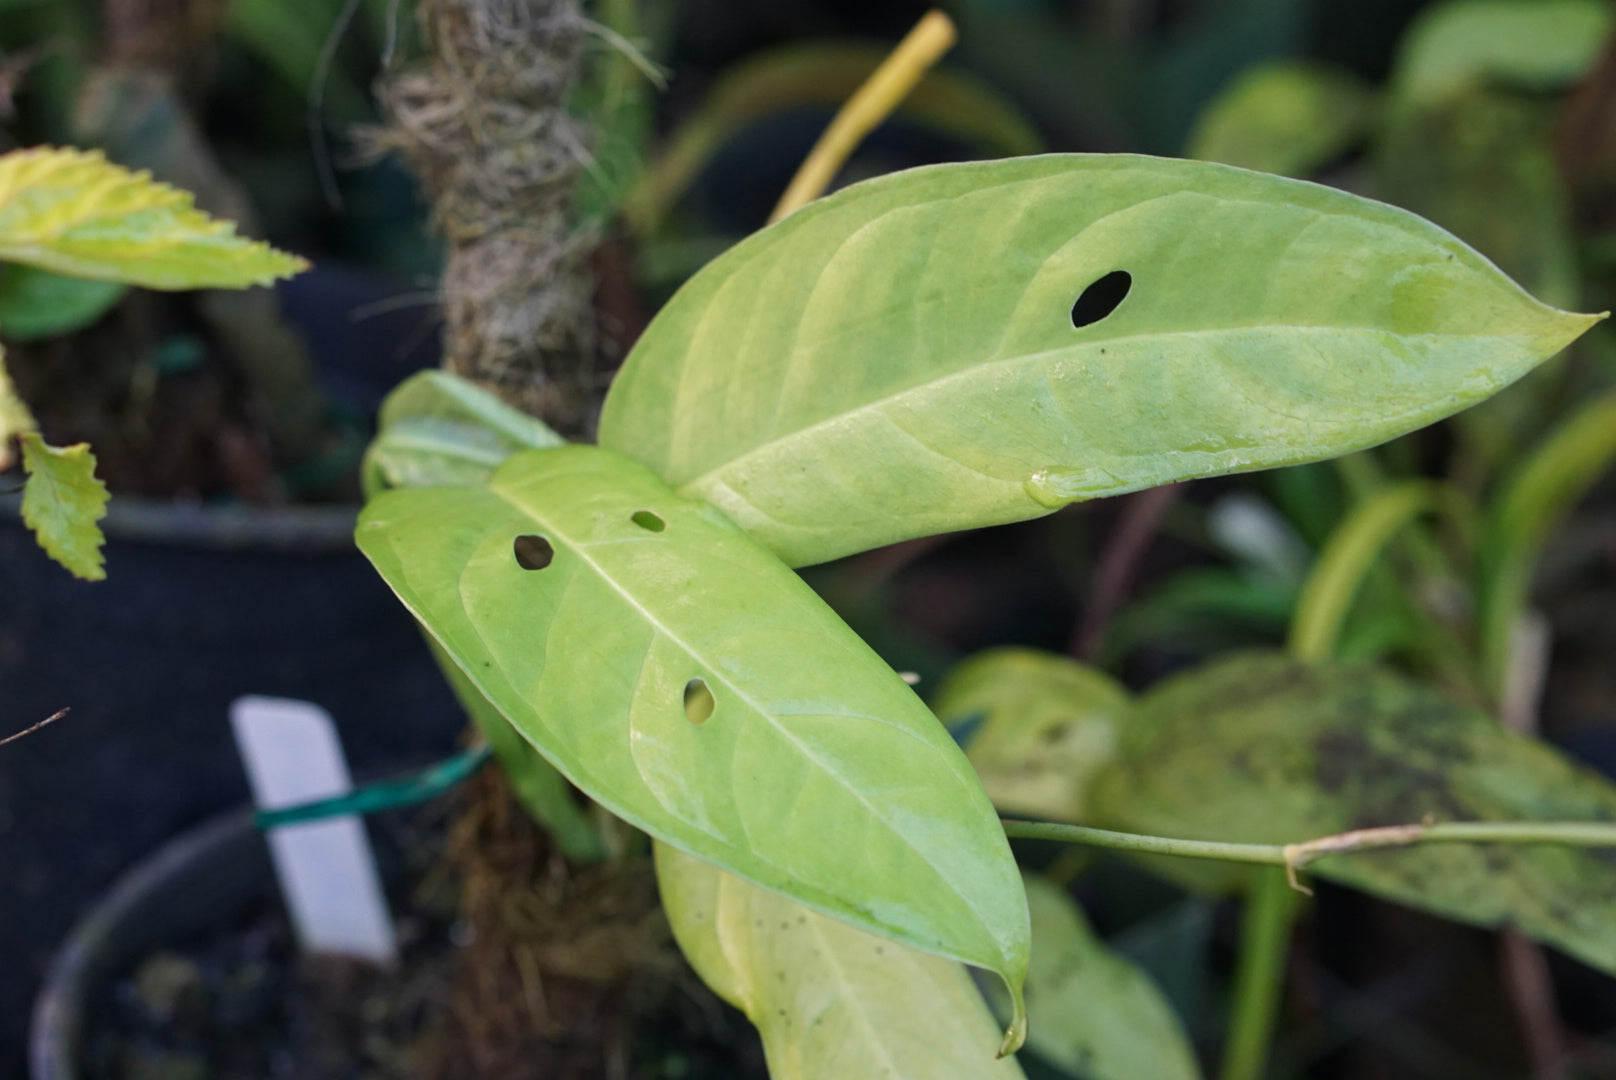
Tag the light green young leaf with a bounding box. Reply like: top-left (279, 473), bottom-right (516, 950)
top-left (0, 264), bottom-right (126, 340)
top-left (599, 155), bottom-right (1600, 567)
top-left (656, 842), bottom-right (1027, 1079)
top-left (0, 348), bottom-right (38, 470)
top-left (1187, 61), bottom-right (1375, 177)
top-left (1391, 0), bottom-right (1611, 106)
top-left (20, 432), bottom-right (109, 581)
top-left (1091, 651), bottom-right (1616, 975)
top-left (932, 647), bottom-right (1129, 823)
top-left (363, 371), bottom-right (566, 495)
top-left (0, 147), bottom-right (307, 289)
top-left (358, 444), bottom-right (1029, 1037)
top-left (995, 876), bottom-right (1201, 1080)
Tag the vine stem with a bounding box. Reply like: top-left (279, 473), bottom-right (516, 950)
top-left (1000, 818), bottom-right (1616, 891)
top-left (768, 9), bottom-right (956, 223)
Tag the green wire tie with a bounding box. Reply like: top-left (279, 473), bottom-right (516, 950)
top-left (254, 743), bottom-right (493, 830)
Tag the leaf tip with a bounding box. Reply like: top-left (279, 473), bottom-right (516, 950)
top-left (996, 984), bottom-right (1028, 1057)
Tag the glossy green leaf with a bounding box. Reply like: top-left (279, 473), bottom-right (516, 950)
top-left (1187, 61), bottom-right (1374, 177)
top-left (357, 443), bottom-right (1029, 1031)
top-left (20, 432), bottom-right (108, 581)
top-left (932, 648), bottom-right (1128, 823)
top-left (0, 264), bottom-right (125, 340)
top-left (656, 842), bottom-right (1027, 1078)
top-left (0, 147), bottom-right (308, 289)
top-left (999, 876), bottom-right (1202, 1080)
top-left (0, 348), bottom-right (38, 470)
top-left (1390, 0), bottom-right (1611, 106)
top-left (363, 371), bottom-right (566, 495)
top-left (1091, 651), bottom-right (1616, 973)
top-left (599, 155), bottom-right (1600, 567)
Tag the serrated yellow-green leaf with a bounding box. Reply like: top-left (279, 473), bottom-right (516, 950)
top-left (20, 433), bottom-right (109, 581)
top-left (599, 155), bottom-right (1601, 567)
top-left (0, 147), bottom-right (307, 289)
top-left (357, 443), bottom-right (1029, 1029)
top-left (656, 842), bottom-right (1027, 1079)
top-left (0, 347), bottom-right (38, 471)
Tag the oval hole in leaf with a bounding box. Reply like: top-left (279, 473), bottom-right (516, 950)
top-left (513, 534), bottom-right (554, 570)
top-left (632, 509), bottom-right (667, 532)
top-left (684, 677), bottom-right (715, 724)
top-left (1070, 270), bottom-right (1132, 328)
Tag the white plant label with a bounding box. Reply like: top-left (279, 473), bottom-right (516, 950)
top-left (230, 695), bottom-right (397, 964)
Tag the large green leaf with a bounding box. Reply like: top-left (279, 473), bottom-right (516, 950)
top-left (1390, 0), bottom-right (1611, 106)
top-left (1091, 651), bottom-right (1616, 974)
top-left (932, 647), bottom-right (1128, 823)
top-left (357, 444), bottom-right (1029, 1031)
top-left (656, 842), bottom-right (1027, 1078)
top-left (1187, 61), bottom-right (1375, 178)
top-left (997, 876), bottom-right (1202, 1080)
top-left (20, 432), bottom-right (108, 581)
top-left (598, 155), bottom-right (1599, 567)
top-left (362, 370), bottom-right (566, 495)
top-left (0, 147), bottom-right (307, 289)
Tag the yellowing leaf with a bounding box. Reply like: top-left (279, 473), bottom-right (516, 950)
top-left (20, 433), bottom-right (109, 581)
top-left (656, 842), bottom-right (1027, 1079)
top-left (0, 347), bottom-right (38, 471)
top-left (932, 648), bottom-right (1128, 823)
top-left (0, 147), bottom-right (307, 289)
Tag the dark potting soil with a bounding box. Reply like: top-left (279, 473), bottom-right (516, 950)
top-left (78, 811), bottom-right (768, 1080)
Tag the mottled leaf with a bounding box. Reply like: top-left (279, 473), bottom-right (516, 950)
top-left (0, 264), bottom-right (126, 340)
top-left (20, 433), bottom-right (108, 580)
top-left (990, 876), bottom-right (1201, 1080)
top-left (358, 444), bottom-right (1029, 1028)
top-left (1092, 651), bottom-right (1616, 973)
top-left (363, 371), bottom-right (566, 494)
top-left (932, 647), bottom-right (1128, 823)
top-left (656, 842), bottom-right (1026, 1079)
top-left (0, 147), bottom-right (307, 289)
top-left (599, 155), bottom-right (1599, 567)
top-left (1187, 61), bottom-right (1374, 177)
top-left (1391, 0), bottom-right (1611, 106)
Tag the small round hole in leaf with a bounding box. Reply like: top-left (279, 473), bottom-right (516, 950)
top-left (1071, 270), bottom-right (1131, 328)
top-left (683, 677), bottom-right (715, 725)
top-left (631, 510), bottom-right (666, 532)
top-left (513, 534), bottom-right (554, 570)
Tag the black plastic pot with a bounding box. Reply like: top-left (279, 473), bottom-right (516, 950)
top-left (0, 499), bottom-right (462, 1074)
top-left (28, 809), bottom-right (268, 1080)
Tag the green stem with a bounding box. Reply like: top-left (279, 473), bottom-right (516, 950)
top-left (1000, 818), bottom-right (1616, 874)
top-left (1219, 869), bottom-right (1300, 1080)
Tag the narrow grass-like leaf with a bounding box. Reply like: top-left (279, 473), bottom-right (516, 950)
top-left (1091, 651), bottom-right (1616, 974)
top-left (0, 147), bottom-right (307, 289)
top-left (932, 647), bottom-right (1128, 823)
top-left (599, 155), bottom-right (1600, 567)
top-left (363, 371), bottom-right (566, 494)
top-left (20, 433), bottom-right (108, 580)
top-left (358, 444), bottom-right (1029, 1027)
top-left (656, 842), bottom-right (1027, 1078)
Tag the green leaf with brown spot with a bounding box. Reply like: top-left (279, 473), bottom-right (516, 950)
top-left (20, 432), bottom-right (109, 580)
top-left (1091, 651), bottom-right (1616, 973)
